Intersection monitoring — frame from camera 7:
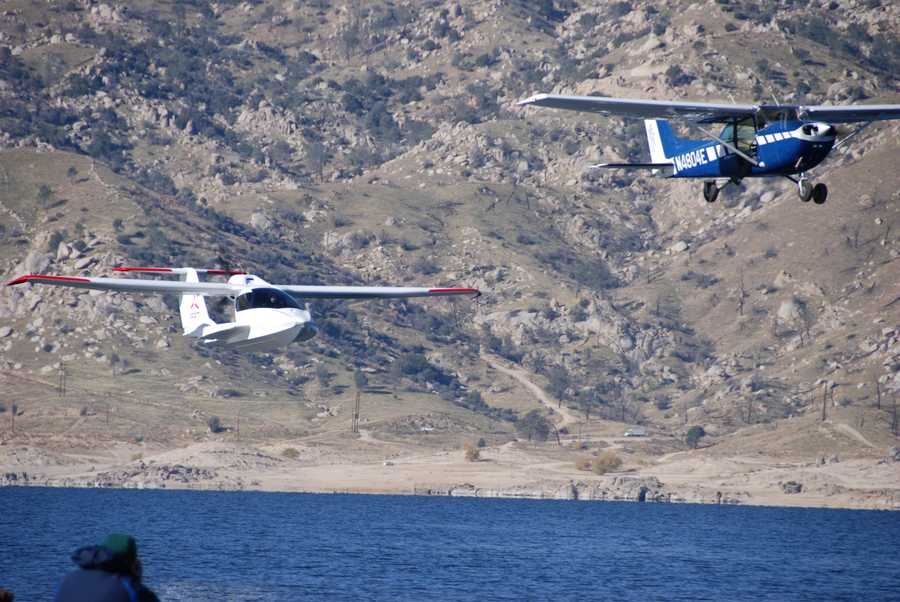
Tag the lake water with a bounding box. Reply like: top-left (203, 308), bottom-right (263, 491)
top-left (1, 487), bottom-right (898, 601)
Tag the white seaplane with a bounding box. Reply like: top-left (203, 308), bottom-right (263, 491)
top-left (6, 267), bottom-right (480, 352)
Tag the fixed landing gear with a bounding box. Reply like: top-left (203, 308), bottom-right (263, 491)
top-left (796, 177), bottom-right (827, 205)
top-left (703, 181), bottom-right (719, 203)
top-left (798, 178), bottom-right (812, 202)
top-left (702, 178), bottom-right (740, 203)
top-left (703, 178), bottom-right (741, 203)
top-left (812, 183), bottom-right (828, 204)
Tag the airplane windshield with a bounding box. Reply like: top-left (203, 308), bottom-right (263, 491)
top-left (235, 288), bottom-right (302, 311)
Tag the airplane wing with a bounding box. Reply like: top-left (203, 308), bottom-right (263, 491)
top-left (276, 285), bottom-right (480, 300)
top-left (797, 104), bottom-right (900, 123)
top-left (518, 94), bottom-right (757, 122)
top-left (519, 93), bottom-right (900, 125)
top-left (6, 274), bottom-right (240, 296)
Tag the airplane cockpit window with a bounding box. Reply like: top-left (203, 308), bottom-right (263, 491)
top-left (720, 119), bottom-right (758, 156)
top-left (235, 288), bottom-right (302, 311)
top-left (720, 123), bottom-right (735, 142)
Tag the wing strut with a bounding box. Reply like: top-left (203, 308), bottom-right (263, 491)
top-left (833, 122), bottom-right (872, 150)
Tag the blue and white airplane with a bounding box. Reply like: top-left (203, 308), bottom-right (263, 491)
top-left (518, 94), bottom-right (900, 205)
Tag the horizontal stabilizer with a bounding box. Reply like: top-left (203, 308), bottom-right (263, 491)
top-left (276, 285), bottom-right (480, 300)
top-left (6, 274), bottom-right (240, 296)
top-left (591, 162), bottom-right (674, 170)
top-left (113, 267), bottom-right (245, 276)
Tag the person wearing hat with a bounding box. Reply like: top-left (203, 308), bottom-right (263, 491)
top-left (55, 533), bottom-right (159, 602)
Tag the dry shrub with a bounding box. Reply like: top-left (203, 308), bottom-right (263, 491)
top-left (592, 451), bottom-right (622, 475)
top-left (575, 456), bottom-right (593, 471)
top-left (282, 447), bottom-right (300, 460)
top-left (569, 440), bottom-right (589, 451)
top-left (464, 441), bottom-right (480, 462)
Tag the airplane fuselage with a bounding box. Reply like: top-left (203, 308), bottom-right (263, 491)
top-left (669, 120), bottom-right (835, 179)
top-left (226, 307), bottom-right (317, 352)
top-left (202, 306), bottom-right (317, 353)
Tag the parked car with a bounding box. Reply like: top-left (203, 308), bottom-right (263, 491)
top-left (623, 427), bottom-right (647, 437)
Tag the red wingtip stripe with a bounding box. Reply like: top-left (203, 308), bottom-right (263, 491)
top-left (428, 287), bottom-right (480, 295)
top-left (113, 267), bottom-right (173, 273)
top-left (6, 274), bottom-right (91, 286)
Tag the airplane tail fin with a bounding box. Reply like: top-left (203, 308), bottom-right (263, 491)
top-left (179, 268), bottom-right (215, 337)
top-left (644, 119), bottom-right (680, 163)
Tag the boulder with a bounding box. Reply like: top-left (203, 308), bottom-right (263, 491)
top-left (773, 270), bottom-right (793, 288)
top-left (18, 250), bottom-right (52, 275)
top-left (777, 298), bottom-right (802, 322)
top-left (250, 212), bottom-right (273, 231)
top-left (74, 256), bottom-right (95, 270)
top-left (781, 481), bottom-right (802, 494)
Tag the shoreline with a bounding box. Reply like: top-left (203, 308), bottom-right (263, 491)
top-left (3, 477), bottom-right (898, 512)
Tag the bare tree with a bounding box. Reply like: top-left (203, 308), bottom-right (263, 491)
top-left (10, 403), bottom-right (17, 433)
top-left (821, 381), bottom-right (835, 421)
top-left (37, 184), bottom-right (54, 208)
top-left (797, 300), bottom-right (814, 347)
top-left (337, 7), bottom-right (363, 60)
top-left (305, 141), bottom-right (327, 180)
top-left (573, 388), bottom-right (599, 422)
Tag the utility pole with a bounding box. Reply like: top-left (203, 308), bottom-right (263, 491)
top-left (351, 388), bottom-right (361, 434)
top-left (352, 369), bottom-right (367, 434)
top-left (891, 394), bottom-right (898, 437)
top-left (57, 361), bottom-right (67, 398)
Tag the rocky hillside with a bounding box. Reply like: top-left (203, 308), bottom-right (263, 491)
top-left (1, 0), bottom-right (899, 469)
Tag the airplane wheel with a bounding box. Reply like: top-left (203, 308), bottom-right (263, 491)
top-left (798, 179), bottom-right (812, 202)
top-left (812, 183), bottom-right (828, 205)
top-left (703, 181), bottom-right (719, 203)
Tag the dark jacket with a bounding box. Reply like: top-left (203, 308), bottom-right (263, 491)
top-left (55, 546), bottom-right (159, 602)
